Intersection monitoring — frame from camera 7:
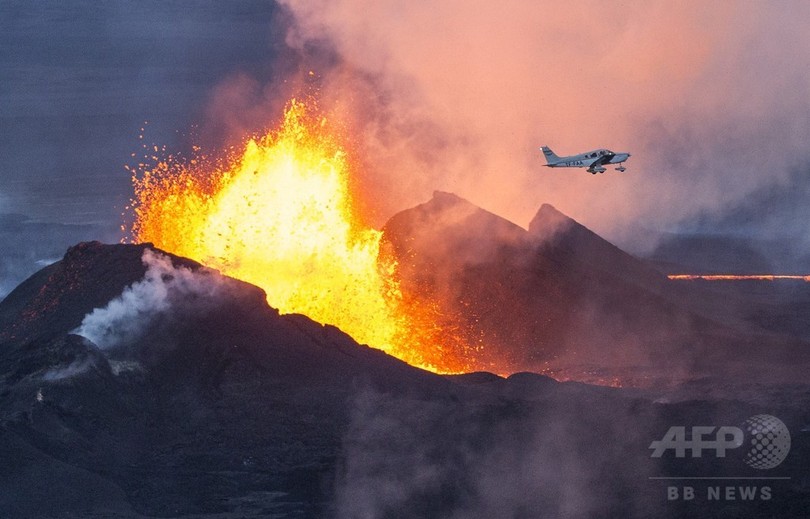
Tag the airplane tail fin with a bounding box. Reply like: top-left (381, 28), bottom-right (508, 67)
top-left (541, 146), bottom-right (560, 165)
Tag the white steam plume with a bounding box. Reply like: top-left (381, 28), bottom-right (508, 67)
top-left (73, 249), bottom-right (224, 349)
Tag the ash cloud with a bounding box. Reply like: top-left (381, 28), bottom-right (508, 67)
top-left (276, 0), bottom-right (810, 253)
top-left (74, 249), bottom-right (226, 350)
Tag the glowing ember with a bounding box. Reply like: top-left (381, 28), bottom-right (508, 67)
top-left (128, 99), bottom-right (472, 373)
top-left (668, 274), bottom-right (810, 282)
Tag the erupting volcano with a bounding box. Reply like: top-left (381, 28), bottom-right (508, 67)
top-left (129, 99), bottom-right (471, 373)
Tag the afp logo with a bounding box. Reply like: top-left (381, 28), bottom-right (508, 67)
top-left (650, 414), bottom-right (791, 470)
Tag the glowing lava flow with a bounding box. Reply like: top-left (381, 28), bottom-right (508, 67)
top-left (669, 274), bottom-right (810, 282)
top-left (129, 99), bottom-right (470, 373)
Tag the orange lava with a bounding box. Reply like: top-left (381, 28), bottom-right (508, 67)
top-left (128, 99), bottom-right (472, 373)
top-left (668, 274), bottom-right (810, 282)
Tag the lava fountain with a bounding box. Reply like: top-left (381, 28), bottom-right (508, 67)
top-left (128, 99), bottom-right (471, 373)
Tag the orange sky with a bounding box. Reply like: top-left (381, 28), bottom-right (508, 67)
top-left (277, 0), bottom-right (810, 251)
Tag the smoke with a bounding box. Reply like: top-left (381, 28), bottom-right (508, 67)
top-left (336, 384), bottom-right (656, 518)
top-left (42, 357), bottom-right (96, 382)
top-left (74, 249), bottom-right (225, 349)
top-left (275, 0), bottom-right (810, 251)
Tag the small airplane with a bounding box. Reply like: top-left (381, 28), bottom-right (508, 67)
top-left (541, 146), bottom-right (631, 174)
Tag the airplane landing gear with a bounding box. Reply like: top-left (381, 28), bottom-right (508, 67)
top-left (616, 165), bottom-right (626, 172)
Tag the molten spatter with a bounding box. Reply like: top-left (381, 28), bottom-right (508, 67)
top-left (129, 99), bottom-right (471, 373)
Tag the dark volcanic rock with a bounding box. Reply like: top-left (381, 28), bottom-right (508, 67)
top-left (0, 241), bottom-right (195, 343)
top-left (0, 240), bottom-right (809, 518)
top-left (529, 203), bottom-right (665, 289)
top-left (0, 241), bottom-right (449, 517)
top-left (382, 192), bottom-right (681, 373)
top-left (383, 192), bottom-right (810, 382)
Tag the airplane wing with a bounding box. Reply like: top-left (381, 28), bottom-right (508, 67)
top-left (586, 156), bottom-right (610, 172)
